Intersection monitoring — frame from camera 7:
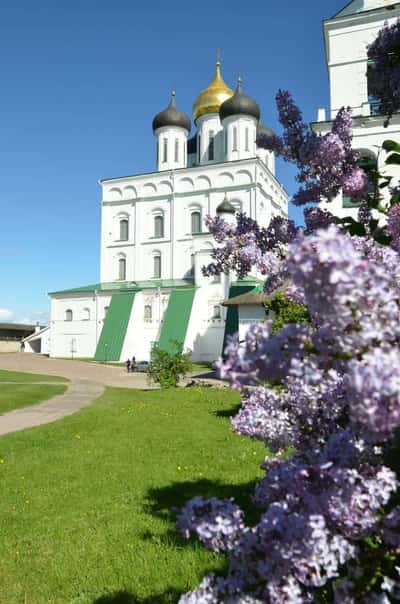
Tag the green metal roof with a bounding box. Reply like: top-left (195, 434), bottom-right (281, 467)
top-left (94, 292), bottom-right (136, 362)
top-left (50, 279), bottom-right (195, 295)
top-left (157, 288), bottom-right (196, 354)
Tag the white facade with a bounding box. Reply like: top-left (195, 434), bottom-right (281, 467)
top-left (43, 64), bottom-right (288, 362)
top-left (315, 0), bottom-right (400, 218)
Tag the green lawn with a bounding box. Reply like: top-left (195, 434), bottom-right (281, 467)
top-left (0, 387), bottom-right (266, 603)
top-left (0, 384), bottom-right (67, 414)
top-left (0, 369), bottom-right (67, 383)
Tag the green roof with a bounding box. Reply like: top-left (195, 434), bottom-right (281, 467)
top-left (50, 279), bottom-right (195, 295)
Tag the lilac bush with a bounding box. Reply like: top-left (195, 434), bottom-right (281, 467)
top-left (368, 18), bottom-right (400, 123)
top-left (178, 225), bottom-right (400, 603)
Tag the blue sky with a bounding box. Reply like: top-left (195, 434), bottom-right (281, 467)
top-left (0, 0), bottom-right (346, 323)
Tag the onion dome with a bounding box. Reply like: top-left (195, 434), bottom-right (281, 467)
top-left (257, 120), bottom-right (275, 141)
top-left (152, 91), bottom-right (191, 133)
top-left (193, 60), bottom-right (234, 122)
top-left (216, 196), bottom-right (236, 215)
top-left (219, 77), bottom-right (260, 122)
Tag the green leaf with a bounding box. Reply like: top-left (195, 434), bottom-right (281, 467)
top-left (382, 140), bottom-right (400, 153)
top-left (386, 152), bottom-right (400, 165)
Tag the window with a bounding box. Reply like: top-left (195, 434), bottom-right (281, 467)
top-left (233, 127), bottom-right (238, 151)
top-left (154, 214), bottom-right (164, 238)
top-left (208, 131), bottom-right (214, 161)
top-left (245, 128), bottom-right (249, 152)
top-left (163, 138), bottom-right (168, 163)
top-left (104, 306), bottom-right (109, 318)
top-left (118, 257), bottom-right (126, 280)
top-left (198, 134), bottom-right (201, 162)
top-left (191, 211), bottom-right (201, 234)
top-left (144, 305), bottom-right (152, 320)
top-left (175, 138), bottom-right (179, 163)
top-left (343, 152), bottom-right (377, 209)
top-left (212, 305), bottom-right (221, 319)
top-left (224, 130), bottom-right (228, 154)
top-left (65, 309), bottom-right (73, 321)
top-left (120, 219), bottom-right (128, 241)
top-left (82, 308), bottom-right (90, 321)
top-left (153, 254), bottom-right (161, 278)
top-left (190, 253), bottom-right (195, 276)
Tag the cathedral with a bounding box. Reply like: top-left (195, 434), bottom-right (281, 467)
top-left (24, 0), bottom-right (400, 361)
top-left (28, 62), bottom-right (288, 362)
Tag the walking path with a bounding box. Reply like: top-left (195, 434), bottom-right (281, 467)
top-left (0, 379), bottom-right (104, 436)
top-left (0, 353), bottom-right (223, 436)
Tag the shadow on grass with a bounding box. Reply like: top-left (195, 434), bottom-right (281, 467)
top-left (93, 589), bottom-right (182, 604)
top-left (213, 403), bottom-right (241, 418)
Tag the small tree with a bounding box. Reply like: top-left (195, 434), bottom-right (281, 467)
top-left (148, 341), bottom-right (192, 388)
top-left (264, 290), bottom-right (310, 334)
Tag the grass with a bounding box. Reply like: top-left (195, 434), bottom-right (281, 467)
top-left (190, 362), bottom-right (213, 374)
top-left (0, 369), bottom-right (67, 383)
top-left (0, 387), bottom-right (266, 603)
top-left (0, 384), bottom-right (67, 414)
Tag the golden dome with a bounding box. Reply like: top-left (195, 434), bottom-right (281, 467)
top-left (193, 61), bottom-right (234, 121)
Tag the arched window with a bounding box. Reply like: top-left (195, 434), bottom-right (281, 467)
top-left (163, 138), bottom-right (168, 163)
top-left (198, 134), bottom-right (201, 162)
top-left (82, 308), bottom-right (90, 321)
top-left (212, 305), bottom-right (221, 319)
top-left (175, 138), bottom-right (179, 163)
top-left (65, 309), bottom-right (73, 321)
top-left (191, 211), bottom-right (201, 234)
top-left (154, 214), bottom-right (164, 238)
top-left (190, 253), bottom-right (195, 276)
top-left (144, 305), bottom-right (152, 320)
top-left (104, 306), bottom-right (109, 318)
top-left (245, 128), bottom-right (249, 152)
top-left (233, 127), bottom-right (238, 151)
top-left (118, 257), bottom-right (126, 280)
top-left (153, 253), bottom-right (161, 279)
top-left (119, 219), bottom-right (129, 241)
top-left (208, 131), bottom-right (214, 161)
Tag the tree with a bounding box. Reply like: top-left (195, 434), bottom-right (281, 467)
top-left (264, 290), bottom-right (310, 334)
top-left (148, 341), bottom-right (192, 388)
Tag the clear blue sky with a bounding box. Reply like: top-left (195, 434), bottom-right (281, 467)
top-left (0, 0), bottom-right (345, 323)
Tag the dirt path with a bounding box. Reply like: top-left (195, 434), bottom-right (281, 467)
top-left (0, 379), bottom-right (104, 436)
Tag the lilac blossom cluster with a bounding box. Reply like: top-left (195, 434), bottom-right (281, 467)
top-left (367, 18), bottom-right (400, 122)
top-left (256, 91), bottom-right (368, 205)
top-left (177, 226), bottom-right (400, 603)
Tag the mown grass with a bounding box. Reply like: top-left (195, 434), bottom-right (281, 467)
top-left (0, 384), bottom-right (67, 414)
top-left (0, 369), bottom-right (67, 383)
top-left (0, 387), bottom-right (266, 604)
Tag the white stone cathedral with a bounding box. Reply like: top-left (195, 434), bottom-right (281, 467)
top-left (25, 0), bottom-right (400, 360)
top-left (29, 61), bottom-right (288, 362)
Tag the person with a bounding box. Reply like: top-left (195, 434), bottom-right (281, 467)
top-left (125, 358), bottom-right (131, 373)
top-left (131, 356), bottom-right (136, 372)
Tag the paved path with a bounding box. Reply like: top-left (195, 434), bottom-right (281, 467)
top-left (0, 379), bottom-right (104, 436)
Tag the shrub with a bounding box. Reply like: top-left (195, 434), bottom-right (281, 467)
top-left (148, 341), bottom-right (192, 388)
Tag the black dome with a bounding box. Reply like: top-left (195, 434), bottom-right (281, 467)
top-left (257, 121), bottom-right (275, 140)
top-left (216, 198), bottom-right (236, 215)
top-left (219, 79), bottom-right (260, 122)
top-left (152, 92), bottom-right (191, 133)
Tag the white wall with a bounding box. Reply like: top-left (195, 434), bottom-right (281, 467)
top-left (238, 305), bottom-right (266, 341)
top-left (154, 126), bottom-right (188, 171)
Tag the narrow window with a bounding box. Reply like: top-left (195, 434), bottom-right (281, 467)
top-left (82, 308), bottom-right (90, 321)
top-left (212, 305), bottom-right (221, 319)
top-left (154, 215), bottom-right (164, 238)
top-left (118, 257), bottom-right (126, 280)
top-left (224, 130), bottom-right (228, 154)
top-left (245, 128), bottom-right (249, 151)
top-left (153, 254), bottom-right (161, 278)
top-left (65, 309), bottom-right (73, 321)
top-left (120, 219), bottom-right (128, 241)
top-left (190, 253), bottom-right (195, 275)
top-left (184, 141), bottom-right (186, 165)
top-left (208, 131), bottom-right (214, 161)
top-left (104, 306), bottom-right (109, 318)
top-left (175, 138), bottom-right (179, 163)
top-left (144, 305), bottom-right (152, 320)
top-left (233, 127), bottom-right (238, 151)
top-left (198, 134), bottom-right (201, 162)
top-left (163, 138), bottom-right (168, 163)
top-left (191, 211), bottom-right (201, 234)
top-left (157, 140), bottom-right (159, 164)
